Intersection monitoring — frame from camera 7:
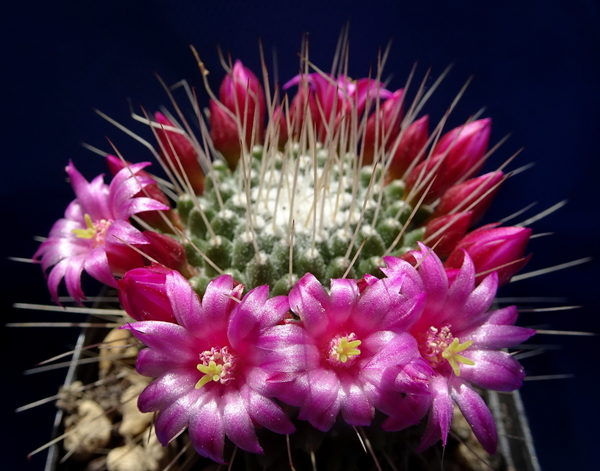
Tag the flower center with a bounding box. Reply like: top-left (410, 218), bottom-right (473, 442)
top-left (195, 346), bottom-right (238, 388)
top-left (327, 332), bottom-right (362, 367)
top-left (418, 325), bottom-right (475, 376)
top-left (72, 214), bottom-right (111, 248)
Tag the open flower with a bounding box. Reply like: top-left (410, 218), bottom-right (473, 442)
top-left (381, 244), bottom-right (535, 453)
top-left (123, 272), bottom-right (300, 463)
top-left (277, 272), bottom-right (431, 431)
top-left (282, 72), bottom-right (392, 142)
top-left (34, 161), bottom-right (169, 304)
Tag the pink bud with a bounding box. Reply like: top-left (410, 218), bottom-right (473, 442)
top-left (211, 60), bottom-right (266, 168)
top-left (209, 99), bottom-right (243, 168)
top-left (272, 104), bottom-right (289, 149)
top-left (154, 112), bottom-right (205, 195)
top-left (118, 265), bottom-right (176, 323)
top-left (444, 224), bottom-right (532, 285)
top-left (105, 244), bottom-right (145, 277)
top-left (433, 171), bottom-right (504, 225)
top-left (362, 89), bottom-right (404, 165)
top-left (386, 115), bottom-right (429, 182)
top-left (141, 231), bottom-right (195, 278)
top-left (424, 211), bottom-right (472, 258)
top-left (406, 119), bottom-right (491, 204)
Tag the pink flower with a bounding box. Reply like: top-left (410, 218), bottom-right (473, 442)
top-left (381, 244), bottom-right (535, 453)
top-left (283, 72), bottom-right (392, 143)
top-left (123, 273), bottom-right (299, 463)
top-left (34, 161), bottom-right (169, 305)
top-left (277, 273), bottom-right (431, 431)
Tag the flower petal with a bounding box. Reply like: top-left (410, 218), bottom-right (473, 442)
top-left (222, 388), bottom-right (262, 454)
top-left (417, 374), bottom-right (453, 451)
top-left (449, 376), bottom-right (498, 454)
top-left (460, 350), bottom-right (526, 391)
top-left (240, 385), bottom-right (295, 434)
top-left (339, 373), bottom-right (373, 426)
top-left (189, 395), bottom-right (226, 463)
top-left (288, 273), bottom-right (329, 339)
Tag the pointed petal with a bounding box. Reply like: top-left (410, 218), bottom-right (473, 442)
top-left (222, 388), bottom-right (262, 454)
top-left (288, 273), bottom-right (329, 338)
top-left (241, 385), bottom-right (295, 434)
top-left (189, 395), bottom-right (226, 463)
top-left (137, 369), bottom-right (199, 412)
top-left (165, 270), bottom-right (204, 332)
top-left (460, 324), bottom-right (536, 349)
top-left (339, 373), bottom-right (373, 426)
top-left (459, 350), bottom-right (526, 391)
top-left (123, 321), bottom-right (197, 359)
top-left (449, 377), bottom-right (497, 454)
top-left (417, 375), bottom-right (453, 451)
top-left (83, 246), bottom-right (118, 287)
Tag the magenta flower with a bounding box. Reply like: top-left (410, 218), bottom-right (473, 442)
top-left (123, 272), bottom-right (299, 463)
top-left (283, 72), bottom-right (392, 142)
top-left (381, 244), bottom-right (535, 454)
top-left (34, 161), bottom-right (169, 304)
top-left (277, 273), bottom-right (431, 432)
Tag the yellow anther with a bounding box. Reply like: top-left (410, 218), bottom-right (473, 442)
top-left (195, 361), bottom-right (223, 389)
top-left (72, 214), bottom-right (96, 239)
top-left (441, 338), bottom-right (475, 376)
top-left (336, 337), bottom-right (362, 363)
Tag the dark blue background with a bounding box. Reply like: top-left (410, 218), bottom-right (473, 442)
top-left (2, 1), bottom-right (599, 470)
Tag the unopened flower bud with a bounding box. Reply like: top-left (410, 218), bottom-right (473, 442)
top-left (141, 231), bottom-right (195, 278)
top-left (105, 244), bottom-right (146, 277)
top-left (406, 118), bottom-right (491, 204)
top-left (424, 211), bottom-right (472, 258)
top-left (154, 112), bottom-right (205, 195)
top-left (386, 115), bottom-right (429, 182)
top-left (445, 224), bottom-right (532, 285)
top-left (432, 171), bottom-right (503, 225)
top-left (211, 60), bottom-right (266, 168)
top-left (362, 89), bottom-right (404, 165)
top-left (118, 265), bottom-right (176, 322)
top-left (282, 79), bottom-right (320, 143)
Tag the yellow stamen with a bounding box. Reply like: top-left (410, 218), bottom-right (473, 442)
top-left (336, 338), bottom-right (362, 363)
top-left (72, 214), bottom-right (96, 239)
top-left (195, 361), bottom-right (223, 388)
top-left (441, 338), bottom-right (475, 376)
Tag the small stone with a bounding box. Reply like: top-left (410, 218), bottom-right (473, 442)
top-left (63, 400), bottom-right (112, 461)
top-left (99, 329), bottom-right (138, 377)
top-left (119, 382), bottom-right (152, 437)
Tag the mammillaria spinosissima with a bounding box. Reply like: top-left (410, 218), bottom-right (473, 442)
top-left (30, 45), bottom-right (539, 468)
